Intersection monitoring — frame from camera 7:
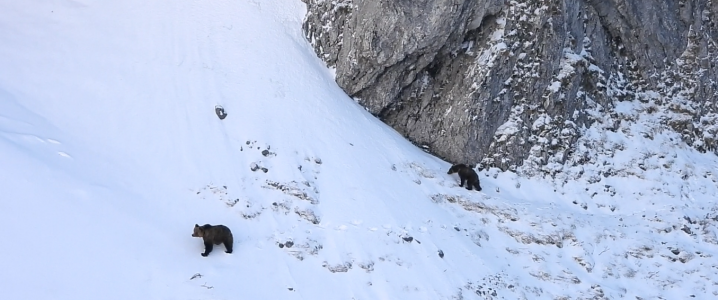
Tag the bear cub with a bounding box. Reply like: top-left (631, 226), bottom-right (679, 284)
top-left (447, 164), bottom-right (482, 191)
top-left (192, 224), bottom-right (233, 257)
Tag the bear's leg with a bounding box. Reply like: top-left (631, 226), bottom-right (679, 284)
top-left (202, 242), bottom-right (213, 257)
top-left (474, 182), bottom-right (482, 191)
top-left (459, 177), bottom-right (465, 187)
top-left (224, 236), bottom-right (233, 254)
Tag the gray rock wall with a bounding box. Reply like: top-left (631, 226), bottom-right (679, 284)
top-left (302, 0), bottom-right (718, 173)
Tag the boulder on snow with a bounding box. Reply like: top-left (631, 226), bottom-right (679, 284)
top-left (215, 105), bottom-right (227, 120)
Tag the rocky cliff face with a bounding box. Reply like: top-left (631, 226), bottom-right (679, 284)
top-left (302, 0), bottom-right (718, 175)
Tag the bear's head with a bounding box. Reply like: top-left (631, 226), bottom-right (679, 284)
top-left (447, 164), bottom-right (465, 174)
top-left (192, 224), bottom-right (204, 237)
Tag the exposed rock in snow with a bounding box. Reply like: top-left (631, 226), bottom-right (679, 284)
top-left (302, 0), bottom-right (718, 173)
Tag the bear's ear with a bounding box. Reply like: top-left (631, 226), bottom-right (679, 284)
top-left (195, 224), bottom-right (199, 227)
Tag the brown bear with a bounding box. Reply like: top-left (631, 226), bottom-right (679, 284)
top-left (192, 224), bottom-right (233, 257)
top-left (447, 164), bottom-right (482, 191)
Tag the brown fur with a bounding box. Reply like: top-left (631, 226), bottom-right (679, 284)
top-left (192, 224), bottom-right (233, 256)
top-left (447, 164), bottom-right (482, 191)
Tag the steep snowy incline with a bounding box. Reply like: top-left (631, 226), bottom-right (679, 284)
top-left (0, 1), bottom-right (493, 299)
top-left (2, 1), bottom-right (718, 300)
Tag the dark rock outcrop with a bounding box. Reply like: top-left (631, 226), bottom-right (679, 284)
top-left (215, 105), bottom-right (227, 120)
top-left (302, 0), bottom-right (718, 173)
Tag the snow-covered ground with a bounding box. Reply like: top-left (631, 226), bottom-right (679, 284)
top-left (1, 1), bottom-right (717, 299)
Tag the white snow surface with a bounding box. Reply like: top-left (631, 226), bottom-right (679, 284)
top-left (1, 1), bottom-right (718, 299)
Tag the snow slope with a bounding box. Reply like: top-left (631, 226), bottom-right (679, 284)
top-left (1, 0), bottom-right (717, 299)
